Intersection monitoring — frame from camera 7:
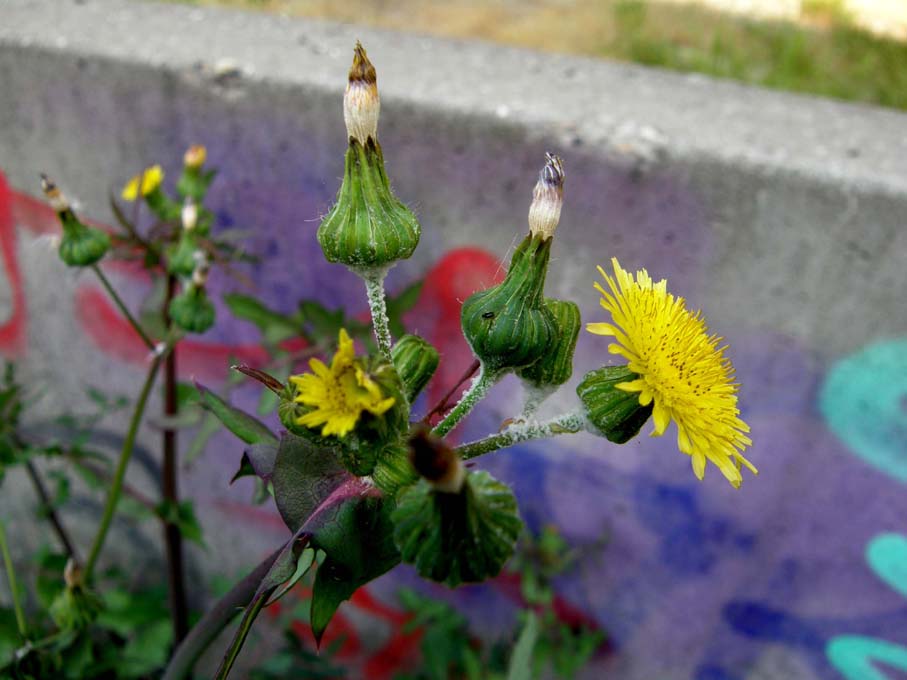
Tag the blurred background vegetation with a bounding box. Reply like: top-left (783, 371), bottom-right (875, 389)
top-left (171, 0), bottom-right (907, 111)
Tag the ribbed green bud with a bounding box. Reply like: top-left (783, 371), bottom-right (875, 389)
top-left (577, 365), bottom-right (653, 444)
top-left (460, 234), bottom-right (556, 373)
top-left (317, 139), bottom-right (421, 270)
top-left (391, 471), bottom-right (523, 587)
top-left (166, 233), bottom-right (198, 277)
top-left (391, 334), bottom-right (439, 403)
top-left (41, 175), bottom-right (110, 267)
top-left (372, 441), bottom-right (419, 496)
top-left (517, 298), bottom-right (580, 388)
top-left (49, 561), bottom-right (102, 632)
top-left (168, 284), bottom-right (215, 334)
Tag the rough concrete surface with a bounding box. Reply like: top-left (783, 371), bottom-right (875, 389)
top-left (1, 1), bottom-right (907, 678)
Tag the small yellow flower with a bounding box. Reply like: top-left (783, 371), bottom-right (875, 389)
top-left (289, 329), bottom-right (395, 438)
top-left (121, 165), bottom-right (164, 201)
top-left (183, 145), bottom-right (207, 169)
top-left (587, 258), bottom-right (756, 488)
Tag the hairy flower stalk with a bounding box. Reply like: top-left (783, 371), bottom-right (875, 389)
top-left (318, 43), bottom-right (422, 361)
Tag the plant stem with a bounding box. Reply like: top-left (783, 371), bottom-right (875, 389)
top-left (84, 350), bottom-right (165, 580)
top-left (361, 267), bottom-right (393, 362)
top-left (162, 273), bottom-right (189, 644)
top-left (24, 459), bottom-right (80, 565)
top-left (162, 548), bottom-right (281, 680)
top-left (91, 264), bottom-right (156, 351)
top-left (0, 520), bottom-right (27, 639)
top-left (432, 365), bottom-right (497, 438)
top-left (213, 586), bottom-right (274, 680)
top-left (422, 359), bottom-right (480, 424)
top-left (455, 411), bottom-right (585, 460)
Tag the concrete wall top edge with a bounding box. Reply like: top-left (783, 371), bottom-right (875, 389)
top-left (3, 0), bottom-right (907, 195)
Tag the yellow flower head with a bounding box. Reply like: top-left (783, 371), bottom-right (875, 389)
top-left (289, 329), bottom-right (395, 439)
top-left (587, 258), bottom-right (756, 488)
top-left (121, 165), bottom-right (164, 201)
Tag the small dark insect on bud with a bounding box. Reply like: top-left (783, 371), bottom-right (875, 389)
top-left (408, 428), bottom-right (465, 494)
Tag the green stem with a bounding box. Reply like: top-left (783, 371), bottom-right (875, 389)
top-left (455, 411), bottom-right (585, 460)
top-left (0, 520), bottom-right (27, 639)
top-left (163, 548), bottom-right (281, 680)
top-left (360, 267), bottom-right (393, 362)
top-left (84, 350), bottom-right (166, 580)
top-left (213, 587), bottom-right (274, 680)
top-left (91, 264), bottom-right (157, 351)
top-left (432, 365), bottom-right (497, 438)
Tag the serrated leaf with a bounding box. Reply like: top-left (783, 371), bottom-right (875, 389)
top-left (196, 382), bottom-right (277, 445)
top-left (392, 471), bottom-right (523, 587)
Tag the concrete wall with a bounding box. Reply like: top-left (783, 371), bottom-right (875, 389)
top-left (2, 1), bottom-right (907, 678)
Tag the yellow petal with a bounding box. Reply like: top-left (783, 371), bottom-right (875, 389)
top-left (651, 401), bottom-right (671, 436)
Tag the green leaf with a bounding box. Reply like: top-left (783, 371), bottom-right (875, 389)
top-left (270, 434), bottom-right (349, 533)
top-left (231, 441), bottom-right (279, 485)
top-left (155, 500), bottom-right (206, 547)
top-left (393, 471), bottom-right (523, 587)
top-left (507, 612), bottom-right (539, 680)
top-left (196, 382), bottom-right (277, 445)
top-left (224, 294), bottom-right (300, 345)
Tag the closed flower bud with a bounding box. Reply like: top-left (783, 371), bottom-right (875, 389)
top-left (344, 42), bottom-right (379, 146)
top-left (41, 174), bottom-right (110, 267)
top-left (460, 233), bottom-right (556, 373)
top-left (167, 235), bottom-right (198, 278)
top-left (391, 334), bottom-right (440, 403)
top-left (169, 258), bottom-right (215, 334)
top-left (177, 145), bottom-right (216, 203)
top-left (517, 298), bottom-right (580, 388)
top-left (50, 559), bottom-right (103, 632)
top-left (527, 153), bottom-right (565, 240)
top-left (317, 43), bottom-right (421, 271)
top-left (577, 365), bottom-right (653, 444)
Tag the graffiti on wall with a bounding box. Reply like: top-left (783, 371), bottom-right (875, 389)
top-left (2, 162), bottom-right (906, 679)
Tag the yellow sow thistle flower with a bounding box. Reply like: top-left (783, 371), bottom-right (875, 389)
top-left (121, 164), bottom-right (164, 201)
top-left (289, 329), bottom-right (395, 438)
top-left (587, 258), bottom-right (756, 488)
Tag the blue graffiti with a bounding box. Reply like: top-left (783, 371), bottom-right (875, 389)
top-left (819, 339), bottom-right (907, 483)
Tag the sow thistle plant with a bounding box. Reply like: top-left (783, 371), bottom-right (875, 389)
top-left (3, 40), bottom-right (756, 680)
top-left (167, 43), bottom-right (757, 678)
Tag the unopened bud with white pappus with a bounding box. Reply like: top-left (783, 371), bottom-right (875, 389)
top-left (528, 153), bottom-right (564, 240)
top-left (169, 253), bottom-right (215, 334)
top-left (40, 174), bottom-right (110, 267)
top-left (344, 41), bottom-right (379, 145)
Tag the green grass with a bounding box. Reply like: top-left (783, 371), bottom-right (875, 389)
top-left (177, 0), bottom-right (907, 111)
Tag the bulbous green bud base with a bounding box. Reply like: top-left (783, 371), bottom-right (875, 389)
top-left (577, 365), bottom-right (654, 444)
top-left (461, 234), bottom-right (556, 373)
top-left (49, 585), bottom-right (103, 632)
top-left (391, 334), bottom-right (440, 403)
top-left (517, 297), bottom-right (581, 388)
top-left (169, 285), bottom-right (215, 334)
top-left (318, 139), bottom-right (421, 269)
top-left (58, 218), bottom-right (110, 267)
top-left (391, 471), bottom-right (523, 587)
top-left (166, 233), bottom-right (198, 277)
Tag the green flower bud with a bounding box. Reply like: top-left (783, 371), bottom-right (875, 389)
top-left (372, 441), bottom-right (419, 496)
top-left (169, 284), bottom-right (215, 334)
top-left (41, 175), bottom-right (110, 267)
top-left (317, 44), bottom-right (421, 270)
top-left (391, 334), bottom-right (439, 403)
top-left (461, 233), bottom-right (556, 373)
top-left (392, 470), bottom-right (522, 587)
top-left (577, 365), bottom-right (653, 444)
top-left (177, 145), bottom-right (216, 203)
top-left (49, 560), bottom-right (103, 632)
top-left (166, 232), bottom-right (198, 277)
top-left (517, 298), bottom-right (580, 388)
